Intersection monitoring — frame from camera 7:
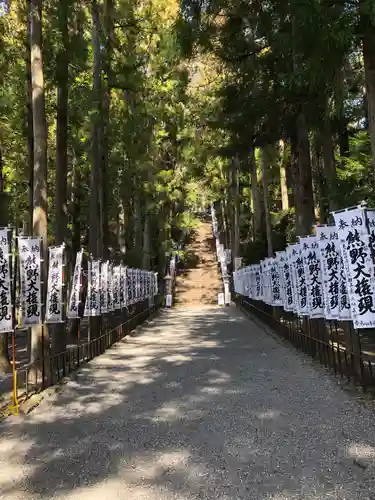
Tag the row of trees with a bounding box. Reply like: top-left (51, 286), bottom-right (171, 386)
top-left (179, 0), bottom-right (375, 265)
top-left (0, 0), bottom-right (211, 373)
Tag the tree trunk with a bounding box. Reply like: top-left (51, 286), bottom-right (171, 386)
top-left (362, 14), bottom-right (375, 178)
top-left (53, 0), bottom-right (70, 354)
top-left (279, 139), bottom-right (289, 210)
top-left (142, 208), bottom-right (151, 270)
top-left (230, 156), bottom-right (240, 261)
top-left (321, 119), bottom-right (338, 212)
top-left (30, 0), bottom-right (50, 376)
top-left (0, 160), bottom-right (11, 372)
top-left (68, 157), bottom-right (81, 345)
top-left (88, 0), bottom-right (103, 338)
top-left (334, 64), bottom-right (350, 158)
top-left (100, 0), bottom-right (114, 260)
top-left (134, 189), bottom-right (143, 256)
top-left (26, 2), bottom-right (34, 230)
top-left (260, 148), bottom-right (273, 257)
top-left (311, 134), bottom-right (328, 224)
top-left (295, 113), bottom-right (315, 236)
top-left (249, 145), bottom-right (262, 239)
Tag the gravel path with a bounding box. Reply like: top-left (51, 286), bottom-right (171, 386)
top-left (1, 306), bottom-right (375, 500)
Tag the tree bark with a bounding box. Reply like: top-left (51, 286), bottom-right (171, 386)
top-left (320, 119), bottom-right (338, 212)
top-left (334, 64), bottom-right (350, 158)
top-left (311, 133), bottom-right (328, 224)
top-left (26, 2), bottom-right (34, 230)
top-left (134, 189), bottom-right (143, 257)
top-left (68, 157), bottom-right (81, 345)
top-left (362, 27), bottom-right (375, 179)
top-left (30, 0), bottom-right (50, 376)
top-left (100, 0), bottom-right (114, 260)
top-left (230, 156), bottom-right (240, 261)
top-left (53, 0), bottom-right (70, 354)
top-left (0, 160), bottom-right (11, 372)
top-left (260, 148), bottom-right (273, 257)
top-left (295, 113), bottom-right (315, 236)
top-left (279, 139), bottom-right (289, 211)
top-left (88, 0), bottom-right (103, 338)
top-left (142, 207), bottom-right (151, 270)
top-left (249, 145), bottom-right (262, 239)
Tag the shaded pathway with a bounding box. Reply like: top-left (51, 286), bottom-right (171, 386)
top-left (1, 306), bottom-right (375, 499)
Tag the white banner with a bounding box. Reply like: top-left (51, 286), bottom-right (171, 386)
top-left (107, 264), bottom-right (114, 312)
top-left (366, 209), bottom-right (375, 255)
top-left (254, 265), bottom-right (263, 300)
top-left (282, 249), bottom-right (295, 312)
top-left (270, 258), bottom-right (283, 306)
top-left (286, 246), bottom-right (298, 314)
top-left (290, 244), bottom-right (308, 316)
top-left (100, 261), bottom-right (109, 313)
top-left (154, 272), bottom-right (158, 296)
top-left (112, 265), bottom-right (121, 310)
top-left (224, 249), bottom-right (231, 265)
top-left (19, 237), bottom-right (42, 326)
top-left (316, 227), bottom-right (340, 320)
top-left (67, 250), bottom-right (83, 319)
top-left (0, 229), bottom-right (13, 332)
top-left (338, 249), bottom-right (351, 320)
top-left (45, 245), bottom-right (64, 323)
top-left (234, 257), bottom-right (242, 271)
top-left (84, 260), bottom-right (101, 316)
top-left (135, 269), bottom-right (141, 302)
top-left (120, 264), bottom-right (127, 307)
top-left (300, 236), bottom-right (325, 318)
top-left (276, 251), bottom-right (287, 310)
top-left (127, 268), bottom-right (134, 304)
top-left (333, 207), bottom-right (375, 328)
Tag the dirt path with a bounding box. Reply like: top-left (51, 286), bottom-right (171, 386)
top-left (174, 222), bottom-right (222, 306)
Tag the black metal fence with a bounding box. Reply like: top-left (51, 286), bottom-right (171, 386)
top-left (10, 295), bottom-right (163, 404)
top-left (238, 296), bottom-right (375, 392)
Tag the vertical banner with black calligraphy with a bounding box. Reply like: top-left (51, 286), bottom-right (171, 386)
top-left (299, 236), bottom-right (325, 318)
top-left (119, 264), bottom-right (127, 307)
top-left (19, 237), bottom-right (42, 326)
top-left (107, 264), bottom-right (114, 312)
top-left (290, 244), bottom-right (309, 316)
top-left (270, 258), bottom-right (283, 306)
top-left (67, 250), bottom-right (83, 319)
top-left (286, 246), bottom-right (298, 314)
top-left (282, 248), bottom-right (295, 312)
top-left (275, 252), bottom-right (287, 310)
top-left (136, 269), bottom-right (141, 302)
top-left (100, 261), bottom-right (109, 314)
top-left (366, 210), bottom-right (375, 255)
top-left (338, 250), bottom-right (352, 320)
top-left (84, 260), bottom-right (101, 316)
top-left (112, 265), bottom-right (121, 310)
top-left (254, 264), bottom-right (263, 300)
top-left (315, 226), bottom-right (341, 320)
top-left (266, 260), bottom-right (273, 305)
top-left (0, 229), bottom-right (13, 332)
top-left (127, 268), bottom-right (133, 304)
top-left (46, 245), bottom-right (64, 323)
top-left (260, 261), bottom-right (267, 303)
top-left (247, 267), bottom-right (254, 298)
top-left (333, 207), bottom-right (375, 328)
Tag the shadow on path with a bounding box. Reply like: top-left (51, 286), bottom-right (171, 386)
top-left (1, 307), bottom-right (375, 499)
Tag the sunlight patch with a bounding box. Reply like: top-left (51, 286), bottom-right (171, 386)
top-left (347, 442), bottom-right (375, 460)
top-left (256, 410), bottom-right (281, 420)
